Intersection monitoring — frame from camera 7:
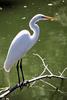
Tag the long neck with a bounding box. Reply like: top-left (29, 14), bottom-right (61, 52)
top-left (29, 19), bottom-right (40, 46)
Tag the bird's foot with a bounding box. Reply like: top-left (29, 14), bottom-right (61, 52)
top-left (19, 84), bottom-right (23, 90)
top-left (18, 80), bottom-right (30, 90)
top-left (24, 80), bottom-right (30, 87)
top-left (19, 80), bottom-right (30, 90)
top-left (18, 81), bottom-right (24, 90)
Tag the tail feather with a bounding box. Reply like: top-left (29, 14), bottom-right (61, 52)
top-left (4, 61), bottom-right (11, 72)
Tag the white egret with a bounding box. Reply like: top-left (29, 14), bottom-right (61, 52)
top-left (4, 14), bottom-right (55, 86)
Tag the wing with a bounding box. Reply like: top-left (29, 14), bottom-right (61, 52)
top-left (4, 30), bottom-right (31, 72)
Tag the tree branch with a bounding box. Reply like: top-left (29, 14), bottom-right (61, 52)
top-left (0, 53), bottom-right (67, 99)
top-left (0, 74), bottom-right (67, 99)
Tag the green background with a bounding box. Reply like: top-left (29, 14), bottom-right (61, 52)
top-left (0, 0), bottom-right (67, 100)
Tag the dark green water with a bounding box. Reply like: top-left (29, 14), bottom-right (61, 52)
top-left (0, 0), bottom-right (67, 100)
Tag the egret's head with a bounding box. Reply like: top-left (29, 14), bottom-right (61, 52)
top-left (32, 14), bottom-right (56, 23)
top-left (29, 14), bottom-right (56, 29)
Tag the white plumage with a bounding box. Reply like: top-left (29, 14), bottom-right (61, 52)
top-left (4, 14), bottom-right (54, 72)
top-left (4, 30), bottom-right (32, 72)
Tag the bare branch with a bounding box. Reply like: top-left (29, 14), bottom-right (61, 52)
top-left (59, 67), bottom-right (67, 77)
top-left (0, 74), bottom-right (67, 99)
top-left (0, 53), bottom-right (67, 99)
top-left (33, 53), bottom-right (53, 75)
top-left (40, 80), bottom-right (64, 94)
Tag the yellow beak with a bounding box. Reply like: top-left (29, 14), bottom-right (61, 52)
top-left (45, 16), bottom-right (57, 21)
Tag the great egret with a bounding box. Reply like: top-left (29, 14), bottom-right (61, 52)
top-left (4, 14), bottom-right (55, 85)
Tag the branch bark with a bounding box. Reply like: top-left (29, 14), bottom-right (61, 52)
top-left (0, 53), bottom-right (67, 99)
top-left (0, 74), bottom-right (67, 99)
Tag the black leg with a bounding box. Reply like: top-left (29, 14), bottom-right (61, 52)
top-left (20, 59), bottom-right (25, 82)
top-left (16, 60), bottom-right (20, 84)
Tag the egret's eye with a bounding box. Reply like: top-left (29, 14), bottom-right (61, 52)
top-left (41, 16), bottom-right (45, 18)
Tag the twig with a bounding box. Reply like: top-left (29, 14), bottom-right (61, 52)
top-left (30, 54), bottom-right (48, 87)
top-left (59, 67), bottom-right (67, 77)
top-left (0, 87), bottom-right (9, 94)
top-left (30, 66), bottom-right (47, 87)
top-left (40, 80), bottom-right (64, 94)
top-left (0, 53), bottom-right (67, 99)
top-left (33, 53), bottom-right (53, 75)
top-left (0, 74), bottom-right (67, 99)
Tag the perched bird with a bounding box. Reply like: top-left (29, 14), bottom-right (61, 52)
top-left (4, 14), bottom-right (55, 85)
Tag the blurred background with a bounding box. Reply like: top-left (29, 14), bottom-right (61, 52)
top-left (0, 0), bottom-right (67, 100)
